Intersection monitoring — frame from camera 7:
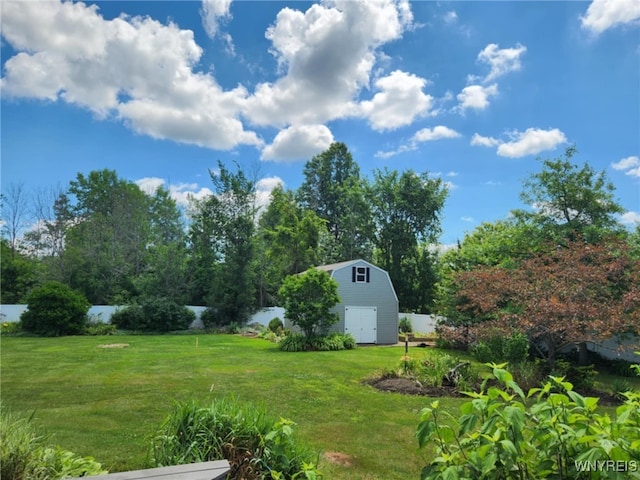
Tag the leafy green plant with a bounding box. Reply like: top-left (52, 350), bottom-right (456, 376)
top-left (279, 332), bottom-right (355, 352)
top-left (269, 317), bottom-right (284, 334)
top-left (1, 406), bottom-right (106, 480)
top-left (417, 363), bottom-right (640, 479)
top-left (472, 332), bottom-right (530, 365)
top-left (111, 299), bottom-right (195, 332)
top-left (1, 321), bottom-right (22, 335)
top-left (148, 398), bottom-right (321, 479)
top-left (84, 320), bottom-right (117, 336)
top-left (399, 317), bottom-right (413, 334)
top-left (418, 351), bottom-right (460, 388)
top-left (20, 281), bottom-right (90, 337)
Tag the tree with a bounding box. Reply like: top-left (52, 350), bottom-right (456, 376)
top-left (449, 238), bottom-right (639, 367)
top-left (514, 145), bottom-right (624, 242)
top-left (0, 239), bottom-right (39, 303)
top-left (370, 168), bottom-right (447, 311)
top-left (20, 281), bottom-right (90, 336)
top-left (1, 181), bottom-right (32, 253)
top-left (136, 186), bottom-right (188, 303)
top-left (279, 268), bottom-right (340, 339)
top-left (257, 186), bottom-right (327, 306)
top-left (188, 162), bottom-right (258, 324)
top-left (61, 170), bottom-right (151, 303)
top-left (298, 142), bottom-right (373, 261)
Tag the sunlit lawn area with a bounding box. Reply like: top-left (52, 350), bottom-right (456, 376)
top-left (1, 334), bottom-right (467, 479)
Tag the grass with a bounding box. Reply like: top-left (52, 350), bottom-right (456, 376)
top-left (0, 335), bottom-right (468, 479)
top-left (2, 335), bottom-right (635, 479)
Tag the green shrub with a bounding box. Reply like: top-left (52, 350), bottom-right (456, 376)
top-left (279, 332), bottom-right (356, 352)
top-left (268, 317), bottom-right (284, 334)
top-left (553, 360), bottom-right (598, 391)
top-left (418, 351), bottom-right (460, 387)
top-left (1, 321), bottom-right (22, 336)
top-left (417, 362), bottom-right (640, 479)
top-left (200, 307), bottom-right (220, 329)
top-left (398, 316), bottom-right (413, 334)
top-left (20, 282), bottom-right (89, 336)
top-left (141, 298), bottom-right (195, 332)
top-left (472, 332), bottom-right (530, 365)
top-left (1, 406), bottom-right (106, 480)
top-left (83, 320), bottom-right (117, 336)
top-left (609, 359), bottom-right (637, 378)
top-left (279, 333), bottom-right (310, 352)
top-left (148, 398), bottom-right (320, 479)
top-left (111, 299), bottom-right (194, 332)
top-left (110, 304), bottom-right (146, 331)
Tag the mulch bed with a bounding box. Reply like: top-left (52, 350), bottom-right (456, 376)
top-left (364, 375), bottom-right (623, 405)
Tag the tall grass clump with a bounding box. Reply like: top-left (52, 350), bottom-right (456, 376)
top-left (148, 398), bottom-right (320, 479)
top-left (0, 406), bottom-right (106, 480)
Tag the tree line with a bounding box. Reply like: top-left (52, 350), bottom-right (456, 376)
top-left (1, 142), bottom-right (447, 323)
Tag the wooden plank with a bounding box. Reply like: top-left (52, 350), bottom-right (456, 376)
top-left (76, 460), bottom-right (230, 480)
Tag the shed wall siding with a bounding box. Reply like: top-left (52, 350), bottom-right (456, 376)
top-left (329, 260), bottom-right (398, 344)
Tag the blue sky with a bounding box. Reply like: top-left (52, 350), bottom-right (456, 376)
top-left (2, 0), bottom-right (639, 245)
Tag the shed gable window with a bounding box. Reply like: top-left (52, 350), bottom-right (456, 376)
top-left (352, 266), bottom-right (370, 283)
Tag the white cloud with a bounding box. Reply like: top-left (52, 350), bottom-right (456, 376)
top-left (626, 167), bottom-right (640, 178)
top-left (477, 43), bottom-right (527, 82)
top-left (135, 177), bottom-right (213, 206)
top-left (1, 0), bottom-right (262, 151)
top-left (471, 128), bottom-right (567, 158)
top-left (580, 0), bottom-right (640, 35)
top-left (374, 125), bottom-right (460, 158)
top-left (446, 171), bottom-right (459, 177)
top-left (612, 155), bottom-right (639, 170)
top-left (461, 216), bottom-right (474, 222)
top-left (470, 133), bottom-right (500, 147)
top-left (413, 126), bottom-right (461, 143)
top-left (244, 0), bottom-right (415, 127)
top-left (136, 177), bottom-right (166, 195)
top-left (255, 176), bottom-right (285, 210)
top-left (497, 128), bottom-right (567, 158)
top-left (444, 11), bottom-right (458, 24)
top-left (359, 70), bottom-right (433, 131)
top-left (620, 211), bottom-right (640, 225)
top-left (457, 84), bottom-right (498, 111)
top-left (201, 0), bottom-right (233, 39)
top-left (261, 125), bottom-right (334, 162)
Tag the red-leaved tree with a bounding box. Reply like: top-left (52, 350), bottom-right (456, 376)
top-left (450, 238), bottom-right (639, 367)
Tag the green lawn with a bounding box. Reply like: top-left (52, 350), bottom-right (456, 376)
top-left (1, 334), bottom-right (467, 479)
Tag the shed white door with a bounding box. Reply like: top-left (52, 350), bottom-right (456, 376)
top-left (344, 306), bottom-right (377, 343)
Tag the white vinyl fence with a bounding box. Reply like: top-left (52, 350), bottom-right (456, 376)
top-left (0, 304), bottom-right (280, 329)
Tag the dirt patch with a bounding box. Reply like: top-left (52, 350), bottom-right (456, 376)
top-left (363, 376), bottom-right (463, 397)
top-left (97, 343), bottom-right (130, 348)
top-left (323, 451), bottom-right (354, 467)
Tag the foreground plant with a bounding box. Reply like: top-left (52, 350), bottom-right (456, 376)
top-left (149, 398), bottom-right (321, 479)
top-left (417, 363), bottom-right (640, 479)
top-left (0, 406), bottom-right (106, 480)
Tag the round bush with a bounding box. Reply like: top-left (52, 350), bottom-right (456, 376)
top-left (141, 298), bottom-right (195, 332)
top-left (110, 305), bottom-right (146, 331)
top-left (20, 282), bottom-right (89, 336)
top-left (268, 317), bottom-right (283, 333)
top-left (111, 299), bottom-right (195, 332)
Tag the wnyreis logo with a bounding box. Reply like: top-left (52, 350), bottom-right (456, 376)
top-left (574, 460), bottom-right (638, 473)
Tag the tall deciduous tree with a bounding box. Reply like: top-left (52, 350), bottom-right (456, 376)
top-left (514, 145), bottom-right (624, 242)
top-left (1, 181), bottom-right (31, 253)
top-left (450, 238), bottom-right (639, 367)
top-left (257, 186), bottom-right (327, 306)
top-left (62, 170), bottom-right (151, 303)
top-left (188, 162), bottom-right (258, 324)
top-left (370, 168), bottom-right (447, 312)
top-left (298, 142), bottom-right (373, 261)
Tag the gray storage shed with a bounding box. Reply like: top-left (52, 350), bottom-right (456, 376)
top-left (315, 259), bottom-right (399, 344)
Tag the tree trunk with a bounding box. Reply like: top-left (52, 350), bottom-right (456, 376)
top-left (578, 342), bottom-right (590, 366)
